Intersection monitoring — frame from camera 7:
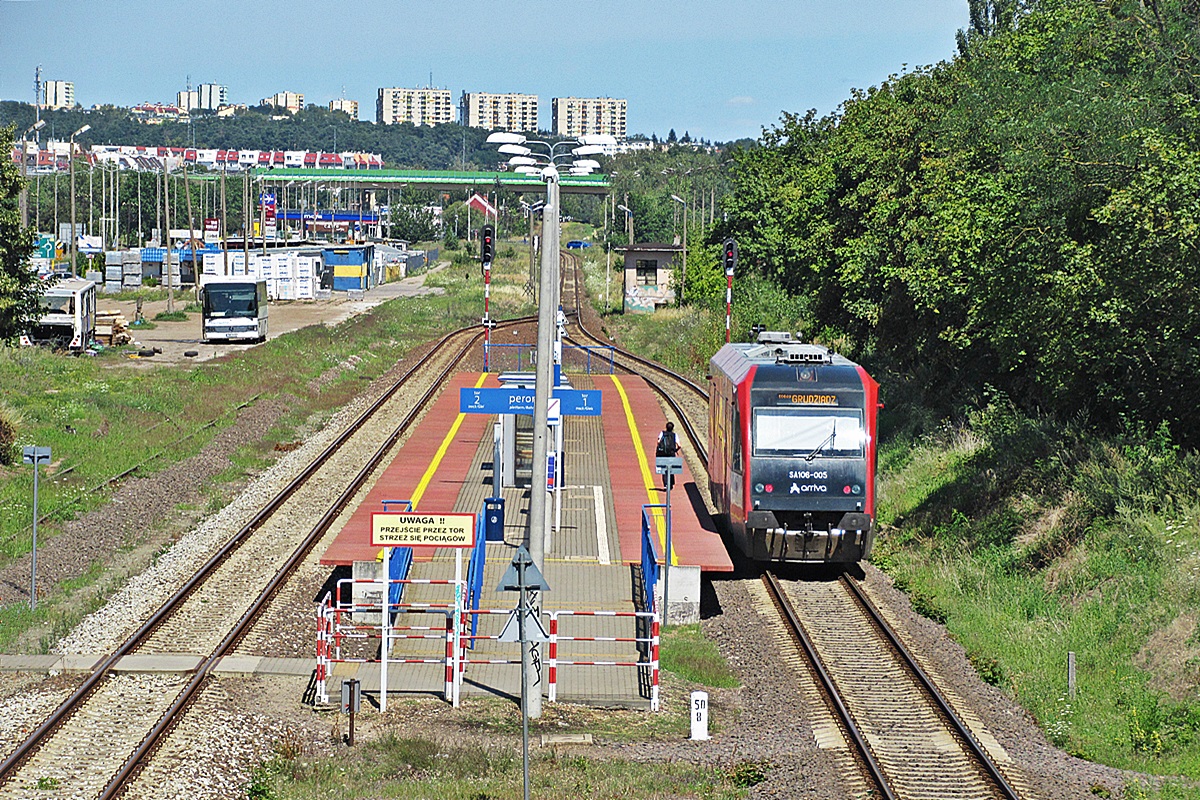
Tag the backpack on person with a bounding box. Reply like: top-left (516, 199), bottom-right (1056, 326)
top-left (656, 430), bottom-right (677, 457)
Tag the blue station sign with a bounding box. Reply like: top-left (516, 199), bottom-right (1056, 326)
top-left (460, 387), bottom-right (602, 416)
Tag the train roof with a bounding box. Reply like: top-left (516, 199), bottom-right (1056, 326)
top-left (710, 332), bottom-right (869, 390)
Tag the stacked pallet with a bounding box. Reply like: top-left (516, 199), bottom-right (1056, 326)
top-left (95, 309), bottom-right (133, 347)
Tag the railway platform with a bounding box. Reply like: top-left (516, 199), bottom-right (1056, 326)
top-left (315, 369), bottom-right (731, 709)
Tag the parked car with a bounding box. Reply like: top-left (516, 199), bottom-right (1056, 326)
top-left (566, 240), bottom-right (591, 249)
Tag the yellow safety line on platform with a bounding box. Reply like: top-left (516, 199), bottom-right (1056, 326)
top-left (608, 375), bottom-right (675, 565)
top-left (412, 373), bottom-right (490, 509)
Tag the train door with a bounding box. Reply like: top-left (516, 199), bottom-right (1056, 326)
top-left (730, 389), bottom-right (744, 516)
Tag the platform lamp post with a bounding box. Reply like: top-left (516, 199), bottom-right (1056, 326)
top-left (18, 119), bottom-right (46, 229)
top-left (670, 194), bottom-right (687, 305)
top-left (23, 447), bottom-right (51, 611)
top-left (616, 203), bottom-right (634, 246)
top-left (68, 124), bottom-right (90, 276)
top-left (485, 131), bottom-right (613, 718)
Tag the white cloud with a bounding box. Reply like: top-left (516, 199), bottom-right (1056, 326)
top-left (727, 96), bottom-right (755, 106)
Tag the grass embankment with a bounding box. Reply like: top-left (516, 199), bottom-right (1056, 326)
top-left (875, 401), bottom-right (1200, 795)
top-left (0, 245), bottom-right (532, 649)
top-left (245, 626), bottom-right (749, 800)
top-left (574, 245), bottom-right (1200, 798)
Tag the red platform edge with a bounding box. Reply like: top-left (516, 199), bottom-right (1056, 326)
top-left (600, 374), bottom-right (732, 572)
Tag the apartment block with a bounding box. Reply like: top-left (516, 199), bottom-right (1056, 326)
top-left (329, 98), bottom-right (359, 120)
top-left (198, 83), bottom-right (228, 111)
top-left (459, 91), bottom-right (539, 132)
top-left (176, 90), bottom-right (199, 112)
top-left (262, 91), bottom-right (305, 113)
top-left (551, 96), bottom-right (627, 140)
top-left (44, 80), bottom-right (75, 110)
top-left (376, 87), bottom-right (453, 126)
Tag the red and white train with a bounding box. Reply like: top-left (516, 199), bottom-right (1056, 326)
top-left (708, 331), bottom-right (881, 564)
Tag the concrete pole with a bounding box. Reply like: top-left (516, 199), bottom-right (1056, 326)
top-left (525, 173), bottom-right (560, 719)
top-left (69, 139), bottom-right (77, 276)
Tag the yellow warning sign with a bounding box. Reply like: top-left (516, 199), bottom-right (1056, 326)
top-left (370, 513), bottom-right (476, 547)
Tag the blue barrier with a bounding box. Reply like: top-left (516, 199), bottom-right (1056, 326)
top-left (466, 500), bottom-right (494, 648)
top-left (482, 343), bottom-right (616, 375)
top-left (641, 504), bottom-right (665, 614)
top-left (382, 500), bottom-right (414, 607)
top-left (564, 345), bottom-right (616, 374)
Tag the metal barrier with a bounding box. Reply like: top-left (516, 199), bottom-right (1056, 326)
top-left (314, 576), bottom-right (466, 707)
top-left (563, 344), bottom-right (616, 374)
top-left (547, 610), bottom-right (660, 711)
top-left (465, 504), bottom-right (489, 648)
top-left (482, 342), bottom-right (616, 374)
top-left (641, 504), bottom-right (665, 615)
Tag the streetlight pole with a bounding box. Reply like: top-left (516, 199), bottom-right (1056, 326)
top-left (486, 131), bottom-right (612, 719)
top-left (18, 120), bottom-right (46, 229)
top-left (68, 124), bottom-right (90, 276)
top-left (670, 194), bottom-right (687, 304)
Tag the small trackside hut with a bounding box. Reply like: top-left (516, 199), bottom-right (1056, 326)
top-left (21, 278), bottom-right (97, 351)
top-left (708, 331), bottom-right (880, 563)
top-left (199, 276), bottom-right (268, 343)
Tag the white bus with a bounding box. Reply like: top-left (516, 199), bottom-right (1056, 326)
top-left (21, 278), bottom-right (97, 351)
top-left (200, 278), bottom-right (268, 343)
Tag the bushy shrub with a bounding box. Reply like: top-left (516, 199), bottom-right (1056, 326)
top-left (0, 403), bottom-right (20, 466)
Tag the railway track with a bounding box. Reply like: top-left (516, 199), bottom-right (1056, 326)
top-left (0, 318), bottom-right (529, 800)
top-left (763, 570), bottom-right (1024, 800)
top-left (559, 248), bottom-right (1026, 797)
top-left (559, 251), bottom-right (710, 465)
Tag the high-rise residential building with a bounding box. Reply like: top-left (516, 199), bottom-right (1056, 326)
top-left (552, 96), bottom-right (627, 140)
top-left (329, 98), bottom-right (359, 120)
top-left (376, 87), bottom-right (453, 126)
top-left (44, 80), bottom-right (75, 110)
top-left (459, 91), bottom-right (539, 132)
top-left (176, 90), bottom-right (199, 112)
top-left (198, 83), bottom-right (228, 111)
top-left (262, 91), bottom-right (304, 113)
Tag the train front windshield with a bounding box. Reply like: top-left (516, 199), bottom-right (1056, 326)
top-left (204, 286), bottom-right (258, 318)
top-left (753, 407), bottom-right (866, 458)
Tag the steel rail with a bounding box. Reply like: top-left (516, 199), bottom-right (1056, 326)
top-left (0, 315), bottom-right (532, 792)
top-left (559, 251), bottom-right (710, 465)
top-left (839, 573), bottom-right (1022, 800)
top-left (99, 325), bottom-right (496, 798)
top-left (762, 570), bottom-right (897, 800)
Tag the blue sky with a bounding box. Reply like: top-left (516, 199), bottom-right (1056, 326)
top-left (0, 0), bottom-right (968, 142)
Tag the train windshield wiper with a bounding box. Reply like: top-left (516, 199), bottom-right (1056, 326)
top-left (804, 421), bottom-right (836, 462)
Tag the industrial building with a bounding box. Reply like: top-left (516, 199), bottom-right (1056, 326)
top-left (376, 87), bottom-right (453, 126)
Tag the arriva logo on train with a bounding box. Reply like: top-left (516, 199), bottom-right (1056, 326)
top-left (790, 483), bottom-right (829, 493)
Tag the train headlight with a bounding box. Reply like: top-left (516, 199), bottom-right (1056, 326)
top-left (755, 483), bottom-right (764, 493)
top-left (853, 484), bottom-right (862, 495)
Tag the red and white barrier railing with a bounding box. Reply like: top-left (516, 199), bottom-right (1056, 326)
top-left (545, 610), bottom-right (660, 711)
top-left (318, 586), bottom-right (662, 711)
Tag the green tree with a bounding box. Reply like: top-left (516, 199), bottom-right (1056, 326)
top-left (716, 0), bottom-right (1200, 444)
top-left (0, 125), bottom-right (40, 342)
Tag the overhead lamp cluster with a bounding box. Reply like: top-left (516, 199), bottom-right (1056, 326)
top-left (486, 132), bottom-right (616, 178)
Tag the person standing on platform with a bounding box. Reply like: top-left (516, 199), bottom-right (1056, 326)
top-left (656, 422), bottom-right (681, 489)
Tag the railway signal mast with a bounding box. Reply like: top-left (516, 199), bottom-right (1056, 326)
top-left (482, 224), bottom-right (495, 371)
